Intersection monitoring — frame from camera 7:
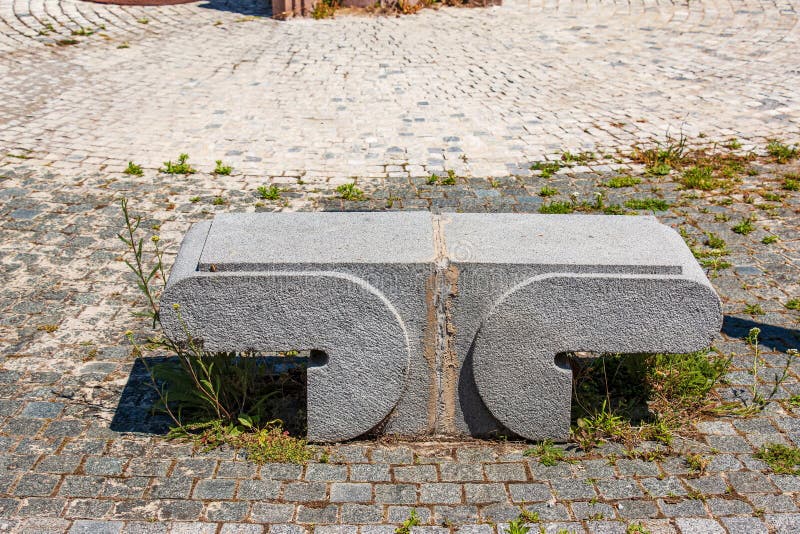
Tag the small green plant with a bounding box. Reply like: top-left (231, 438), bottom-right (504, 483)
top-left (766, 140), bottom-right (798, 163)
top-left (760, 191), bottom-right (784, 202)
top-left (137, 17), bottom-right (149, 24)
top-left (631, 133), bottom-right (686, 174)
top-left (681, 166), bottom-right (716, 190)
top-left (539, 201), bottom-right (574, 214)
top-left (561, 151), bottom-right (595, 164)
top-left (786, 298), bottom-right (800, 310)
top-left (603, 175), bottom-right (641, 188)
top-left (726, 138), bottom-right (742, 150)
top-left (626, 523), bottom-right (651, 534)
top-left (705, 233), bottom-right (726, 251)
top-left (124, 161), bottom-right (144, 176)
top-left (395, 509), bottom-right (420, 534)
top-left (257, 185), bottom-right (281, 200)
top-left (71, 27), bottom-right (94, 36)
top-left (572, 350), bottom-right (730, 450)
top-left (530, 161), bottom-right (562, 178)
top-left (744, 303), bottom-right (765, 316)
top-left (789, 395), bottom-right (800, 407)
top-left (213, 160), bottom-right (232, 176)
top-left (685, 453), bottom-right (708, 475)
top-left (56, 38), bottom-right (79, 46)
top-left (160, 153), bottom-right (195, 175)
top-left (311, 0), bottom-right (338, 18)
top-left (426, 173), bottom-right (439, 185)
top-left (211, 196), bottom-right (225, 206)
top-left (603, 204), bottom-right (627, 215)
top-left (783, 177), bottom-right (799, 191)
top-left (717, 329), bottom-right (798, 416)
top-left (762, 235), bottom-right (779, 245)
top-left (440, 169), bottom-right (457, 185)
top-left (189, 196), bottom-right (200, 203)
top-left (732, 217), bottom-right (754, 235)
top-left (755, 443), bottom-right (800, 474)
top-left (504, 518), bottom-right (530, 534)
top-left (336, 182), bottom-right (366, 201)
top-left (647, 163), bottom-right (672, 176)
top-left (539, 186), bottom-right (559, 197)
top-left (517, 509), bottom-right (540, 523)
top-left (523, 440), bottom-right (565, 466)
top-left (623, 198), bottom-right (670, 211)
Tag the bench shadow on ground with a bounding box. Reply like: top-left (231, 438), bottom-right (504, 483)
top-left (110, 355), bottom-right (307, 435)
top-left (110, 316), bottom-right (799, 436)
top-left (109, 357), bottom-right (173, 434)
top-left (722, 315), bottom-right (800, 353)
top-left (196, 0), bottom-right (272, 17)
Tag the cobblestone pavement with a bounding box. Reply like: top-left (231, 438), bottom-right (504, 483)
top-left (1, 0), bottom-right (800, 178)
top-left (1, 144), bottom-right (800, 532)
top-left (2, 0), bottom-right (800, 532)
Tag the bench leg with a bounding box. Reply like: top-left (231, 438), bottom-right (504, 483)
top-left (160, 272), bottom-right (412, 442)
top-left (470, 274), bottom-right (722, 441)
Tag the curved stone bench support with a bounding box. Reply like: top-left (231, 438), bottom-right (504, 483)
top-left (471, 273), bottom-right (722, 441)
top-left (158, 213), bottom-right (433, 442)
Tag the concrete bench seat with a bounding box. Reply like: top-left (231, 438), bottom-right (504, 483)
top-left (160, 212), bottom-right (722, 442)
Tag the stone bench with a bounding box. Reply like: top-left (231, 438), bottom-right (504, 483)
top-left (160, 212), bottom-right (722, 442)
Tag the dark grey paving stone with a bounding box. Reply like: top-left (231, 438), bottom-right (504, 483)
top-left (350, 464), bottom-right (391, 482)
top-left (250, 503), bottom-right (295, 523)
top-left (237, 479), bottom-right (281, 500)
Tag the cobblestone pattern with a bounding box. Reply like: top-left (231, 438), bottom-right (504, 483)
top-left (2, 0), bottom-right (800, 531)
top-left (1, 148), bottom-right (799, 532)
top-left (0, 0), bottom-right (800, 178)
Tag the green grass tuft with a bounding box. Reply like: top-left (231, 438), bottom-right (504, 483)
top-left (623, 198), bottom-right (670, 211)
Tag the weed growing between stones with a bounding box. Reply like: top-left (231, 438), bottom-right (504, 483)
top-left (713, 328), bottom-right (798, 417)
top-left (523, 440), bottom-right (569, 466)
top-left (538, 200), bottom-right (574, 214)
top-left (569, 350), bottom-right (732, 451)
top-left (755, 443), bottom-right (800, 474)
top-left (623, 197), bottom-right (671, 212)
top-left (160, 153), bottom-right (196, 175)
top-left (630, 132), bottom-right (686, 174)
top-left (783, 174), bottom-right (800, 191)
top-left (257, 184), bottom-right (281, 200)
top-left (732, 216), bottom-right (755, 235)
top-left (336, 181), bottom-right (366, 200)
top-left (766, 139), bottom-right (798, 163)
top-left (679, 228), bottom-right (732, 277)
top-left (625, 523), bottom-right (651, 534)
top-left (503, 518), bottom-right (530, 534)
top-left (213, 159), bottom-right (232, 176)
top-left (603, 175), bottom-right (640, 188)
top-left (394, 509), bottom-right (421, 534)
top-left (124, 161), bottom-right (143, 176)
top-left (529, 160), bottom-right (562, 178)
top-left (118, 199), bottom-right (311, 463)
top-left (538, 186), bottom-right (559, 197)
top-left (630, 133), bottom-right (757, 188)
top-left (538, 192), bottom-right (631, 215)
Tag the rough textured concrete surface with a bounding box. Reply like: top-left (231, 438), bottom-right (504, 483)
top-left (161, 212), bottom-right (436, 442)
top-left (441, 214), bottom-right (723, 441)
top-left (161, 212), bottom-right (722, 442)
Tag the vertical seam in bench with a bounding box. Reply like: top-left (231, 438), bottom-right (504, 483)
top-left (432, 215), bottom-right (459, 434)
